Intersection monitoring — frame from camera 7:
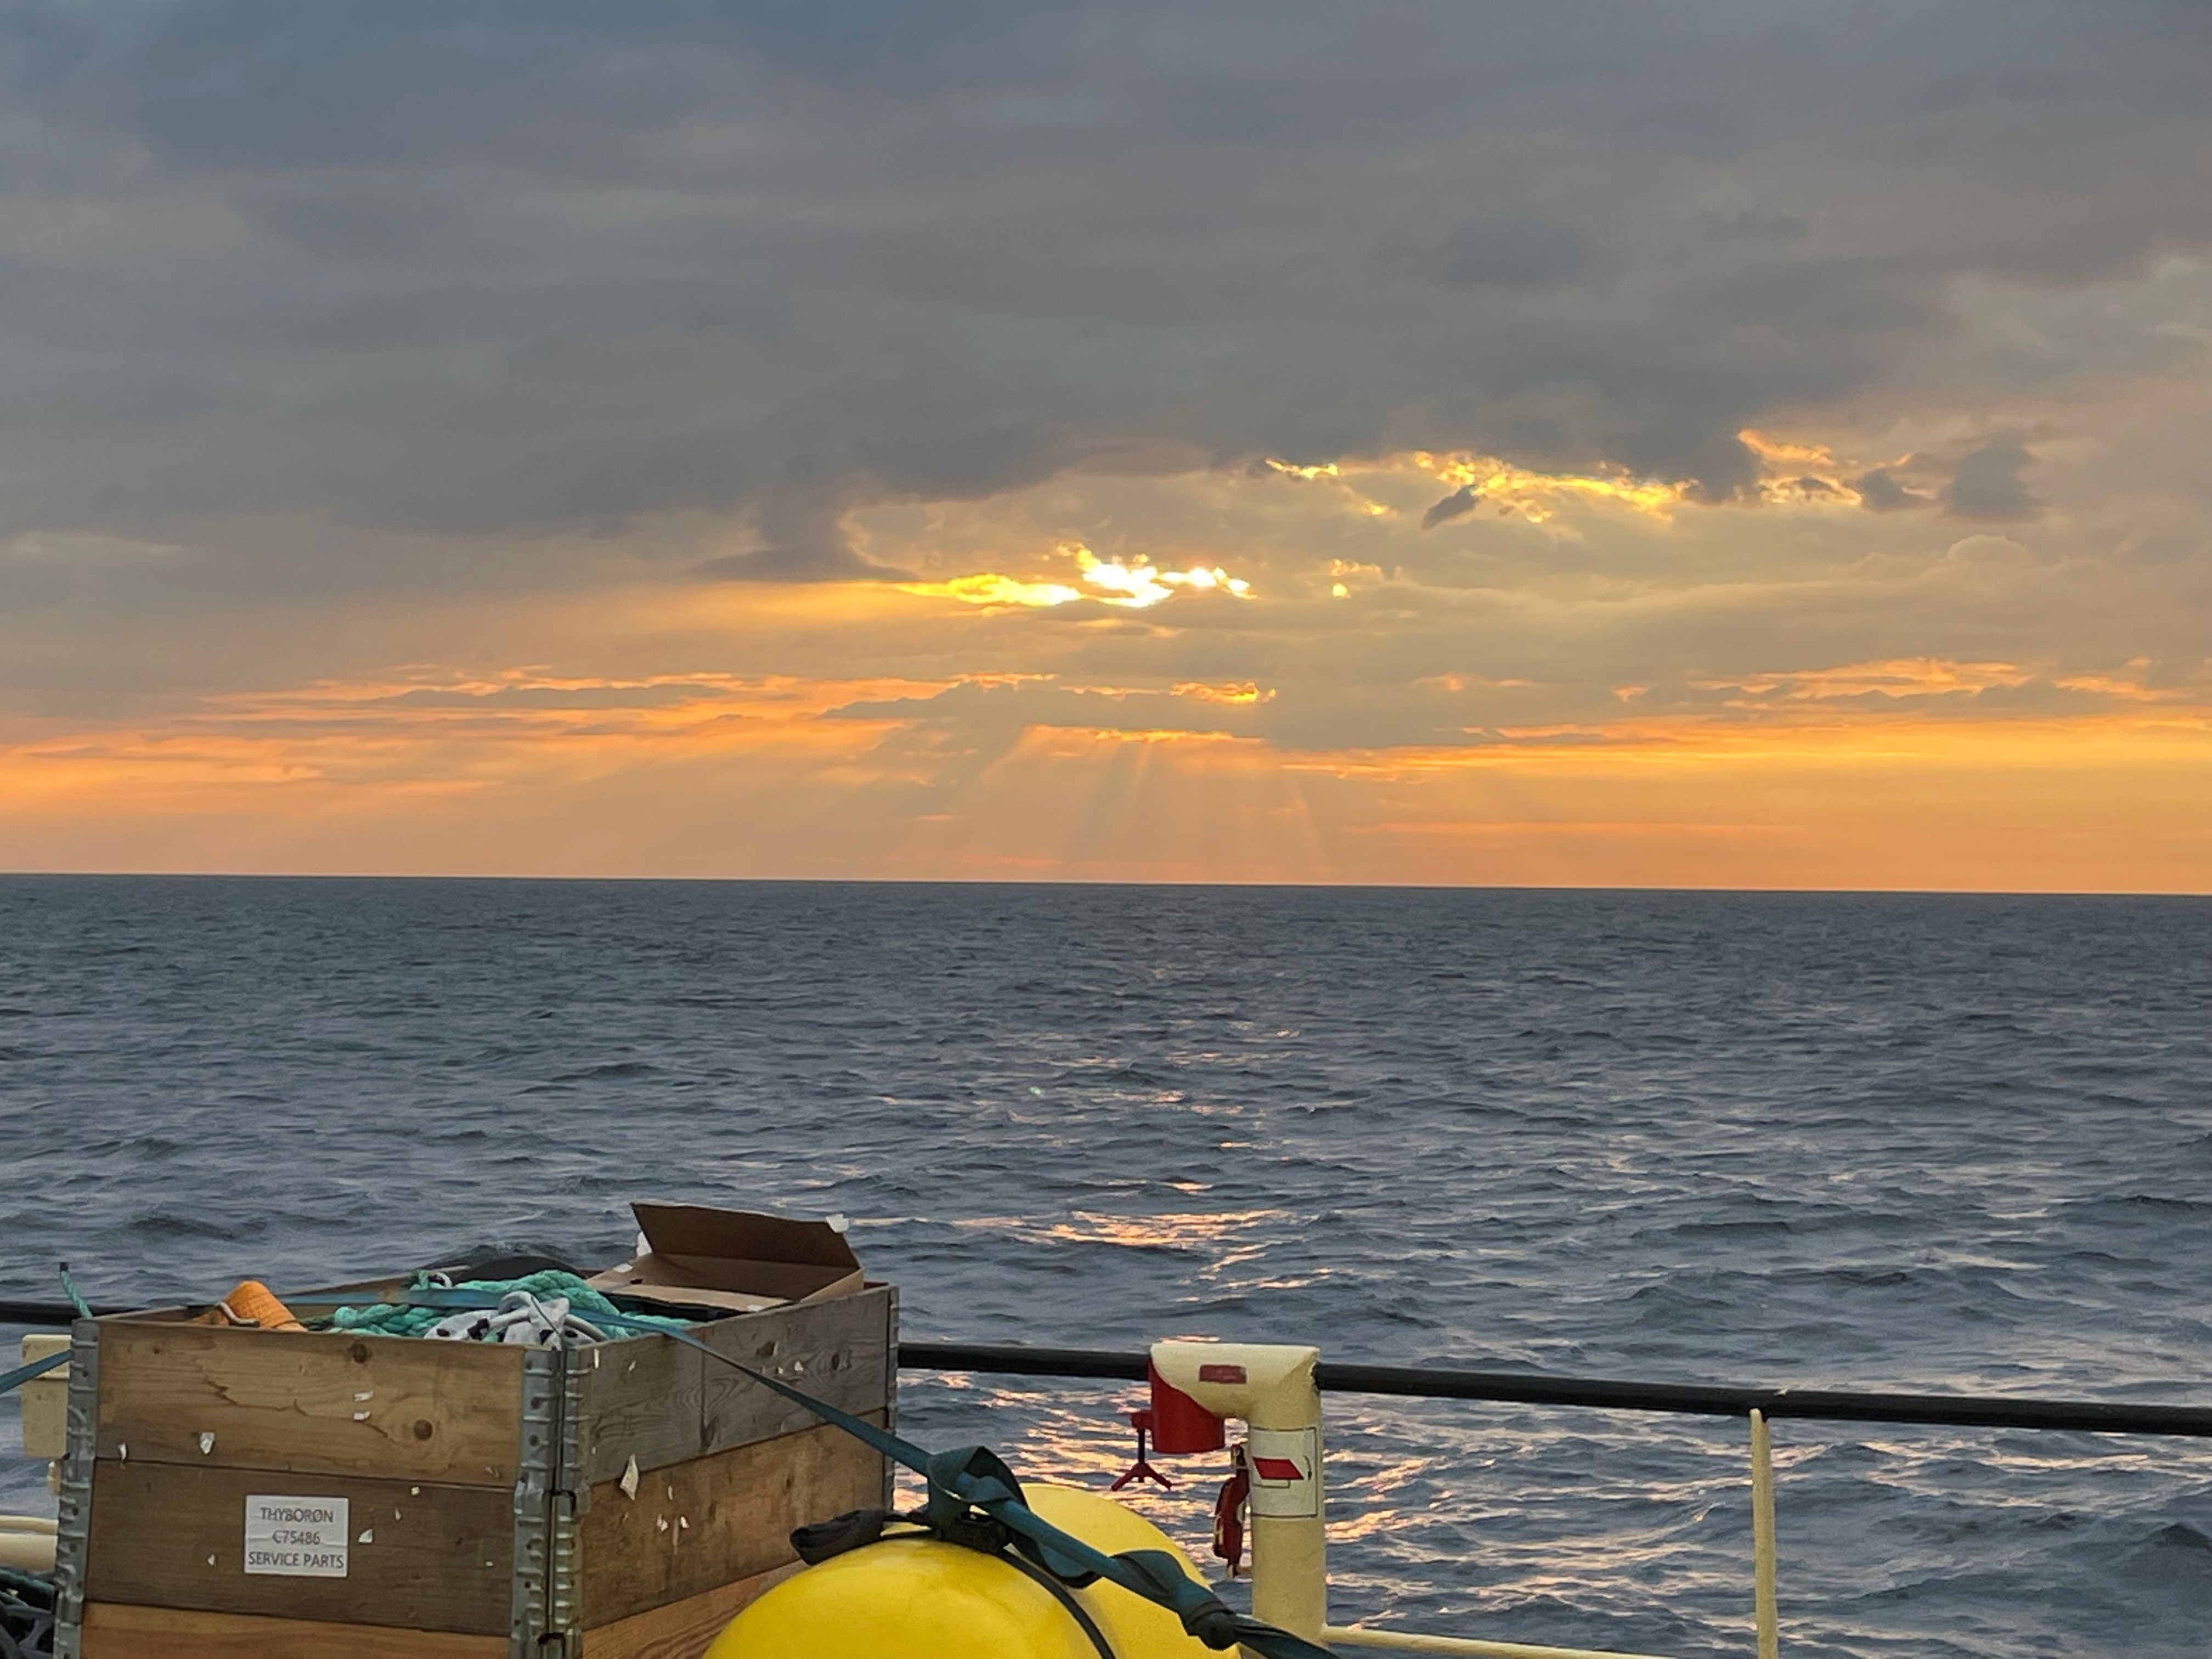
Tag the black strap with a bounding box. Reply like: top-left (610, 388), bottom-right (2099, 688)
top-left (999, 1549), bottom-right (1119, 1659)
top-left (791, 1507), bottom-right (889, 1565)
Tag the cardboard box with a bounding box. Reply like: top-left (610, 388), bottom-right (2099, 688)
top-left (586, 1203), bottom-right (864, 1316)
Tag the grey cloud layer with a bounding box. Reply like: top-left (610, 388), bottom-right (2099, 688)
top-left (3, 0), bottom-right (2209, 593)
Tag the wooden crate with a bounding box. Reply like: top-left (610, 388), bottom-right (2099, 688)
top-left (52, 1285), bottom-right (896, 1659)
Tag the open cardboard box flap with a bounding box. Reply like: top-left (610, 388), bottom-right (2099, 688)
top-left (586, 1202), bottom-right (864, 1316)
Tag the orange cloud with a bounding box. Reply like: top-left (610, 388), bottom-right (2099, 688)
top-left (0, 668), bottom-right (949, 812)
top-left (5, 423), bottom-right (2209, 893)
top-left (2052, 658), bottom-right (2197, 703)
top-left (1174, 682), bottom-right (1272, 705)
top-left (1410, 449), bottom-right (1688, 520)
top-left (895, 573), bottom-right (1084, 607)
top-left (5, 653), bottom-right (2206, 891)
top-left (1701, 658), bottom-right (2038, 701)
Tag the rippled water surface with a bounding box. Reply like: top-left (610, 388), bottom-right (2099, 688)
top-left (2, 877), bottom-right (2208, 1655)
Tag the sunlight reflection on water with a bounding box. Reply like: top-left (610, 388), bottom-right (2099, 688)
top-left (2, 879), bottom-right (2208, 1657)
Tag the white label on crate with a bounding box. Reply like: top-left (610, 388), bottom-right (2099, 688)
top-left (244, 1495), bottom-right (351, 1577)
top-left (1245, 1426), bottom-right (1322, 1519)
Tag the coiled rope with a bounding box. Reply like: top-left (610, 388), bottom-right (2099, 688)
top-left (324, 1271), bottom-right (689, 1340)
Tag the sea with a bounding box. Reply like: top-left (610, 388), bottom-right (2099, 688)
top-left (1, 876), bottom-right (2207, 1657)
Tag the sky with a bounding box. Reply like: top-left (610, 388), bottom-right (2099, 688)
top-left (2, 1), bottom-right (2208, 888)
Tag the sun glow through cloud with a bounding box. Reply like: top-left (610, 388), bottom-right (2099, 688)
top-left (1414, 451), bottom-right (1689, 519)
top-left (1075, 546), bottom-right (1252, 606)
top-left (7, 426), bottom-right (2210, 889)
top-left (899, 543), bottom-right (1253, 610)
top-left (1175, 682), bottom-right (1271, 705)
top-left (895, 573), bottom-right (1085, 608)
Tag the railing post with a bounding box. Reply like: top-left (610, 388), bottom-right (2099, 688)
top-left (1750, 1408), bottom-right (1778, 1659)
top-left (1151, 1341), bottom-right (1328, 1641)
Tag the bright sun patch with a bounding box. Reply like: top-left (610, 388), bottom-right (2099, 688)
top-left (1074, 545), bottom-right (1252, 607)
top-left (899, 543), bottom-right (1253, 610)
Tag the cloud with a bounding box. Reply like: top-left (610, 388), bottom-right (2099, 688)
top-left (1420, 486), bottom-right (1480, 530)
top-left (0, 2), bottom-right (2209, 887)
top-left (1434, 215), bottom-right (1599, 290)
top-left (1699, 657), bottom-right (2035, 705)
top-left (3, 0), bottom-right (2206, 580)
top-left (695, 544), bottom-right (911, 584)
top-left (1853, 468), bottom-right (1932, 512)
top-left (1943, 443), bottom-right (2042, 521)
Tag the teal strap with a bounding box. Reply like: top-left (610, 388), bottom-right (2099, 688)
top-left (0, 1351), bottom-right (66, 1397)
top-left (0, 1260), bottom-right (83, 1397)
top-left (381, 1289), bottom-right (1336, 1659)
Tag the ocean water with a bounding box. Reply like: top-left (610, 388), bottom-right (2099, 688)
top-left (1, 876), bottom-right (2207, 1656)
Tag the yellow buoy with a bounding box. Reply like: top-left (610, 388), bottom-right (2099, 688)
top-left (707, 1485), bottom-right (1217, 1659)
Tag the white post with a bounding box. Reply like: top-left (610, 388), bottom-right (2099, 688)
top-left (1151, 1340), bottom-right (1327, 1641)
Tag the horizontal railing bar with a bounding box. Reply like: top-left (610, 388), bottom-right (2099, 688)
top-left (902, 1341), bottom-right (1149, 1382)
top-left (0, 1302), bottom-right (123, 1328)
top-left (0, 1301), bottom-right (104, 1326)
top-left (896, 1342), bottom-right (2212, 1438)
top-left (9, 1303), bottom-right (2204, 1440)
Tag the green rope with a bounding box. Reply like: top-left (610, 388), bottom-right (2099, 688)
top-left (322, 1271), bottom-right (692, 1338)
top-left (54, 1266), bottom-right (89, 1323)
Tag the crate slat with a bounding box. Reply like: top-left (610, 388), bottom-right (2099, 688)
top-left (577, 1417), bottom-right (884, 1628)
top-left (574, 1333), bottom-right (706, 1483)
top-left (695, 1291), bottom-right (894, 1465)
top-left (78, 1602), bottom-right (508, 1658)
top-left (578, 1562), bottom-right (797, 1658)
top-left (84, 1461), bottom-right (516, 1634)
top-left (94, 1321), bottom-right (527, 1487)
top-left (576, 1286), bottom-right (894, 1483)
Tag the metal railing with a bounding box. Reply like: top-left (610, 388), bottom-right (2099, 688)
top-left (894, 1341), bottom-right (2212, 1436)
top-left (8, 1305), bottom-right (2207, 1437)
top-left (896, 1340), bottom-right (2212, 1659)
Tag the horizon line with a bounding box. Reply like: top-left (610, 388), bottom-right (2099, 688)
top-left (2, 870), bottom-right (2207, 900)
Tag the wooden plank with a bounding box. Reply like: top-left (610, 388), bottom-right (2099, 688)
top-left (578, 1417), bottom-right (885, 1628)
top-left (573, 1327), bottom-right (706, 1485)
top-left (580, 1562), bottom-right (798, 1659)
top-left (94, 1319), bottom-right (526, 1486)
top-left (694, 1290), bottom-right (893, 1464)
top-left (84, 1460), bottom-right (514, 1634)
top-left (572, 1287), bottom-right (893, 1485)
top-left (79, 1602), bottom-right (506, 1659)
